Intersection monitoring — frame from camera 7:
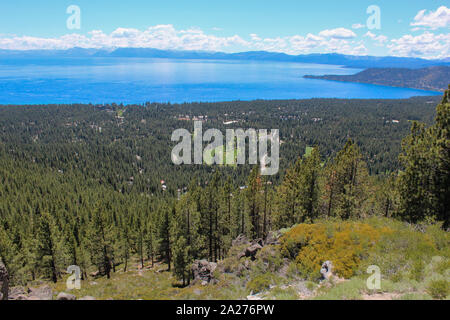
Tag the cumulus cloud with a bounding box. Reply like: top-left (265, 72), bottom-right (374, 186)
top-left (411, 6), bottom-right (450, 30)
top-left (352, 23), bottom-right (366, 30)
top-left (1, 24), bottom-right (447, 59)
top-left (0, 25), bottom-right (371, 56)
top-left (0, 25), bottom-right (249, 51)
top-left (364, 31), bottom-right (388, 46)
top-left (388, 32), bottom-right (450, 59)
top-left (249, 33), bottom-right (262, 41)
top-left (318, 28), bottom-right (357, 39)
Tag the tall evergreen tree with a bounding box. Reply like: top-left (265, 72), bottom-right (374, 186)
top-left (324, 140), bottom-right (369, 219)
top-left (36, 212), bottom-right (59, 283)
top-left (87, 205), bottom-right (112, 279)
top-left (397, 87), bottom-right (450, 227)
top-left (246, 167), bottom-right (262, 239)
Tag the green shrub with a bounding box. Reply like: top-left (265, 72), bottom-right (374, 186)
top-left (390, 272), bottom-right (403, 283)
top-left (305, 281), bottom-right (317, 292)
top-left (427, 280), bottom-right (449, 300)
top-left (221, 244), bottom-right (252, 277)
top-left (360, 225), bottom-right (438, 281)
top-left (425, 223), bottom-right (450, 252)
top-left (314, 277), bottom-right (366, 300)
top-left (398, 293), bottom-right (432, 300)
top-left (267, 286), bottom-right (298, 300)
top-left (254, 246), bottom-right (283, 273)
top-left (246, 274), bottom-right (274, 294)
top-left (286, 261), bottom-right (301, 279)
top-left (410, 260), bottom-right (424, 281)
top-left (433, 257), bottom-right (450, 276)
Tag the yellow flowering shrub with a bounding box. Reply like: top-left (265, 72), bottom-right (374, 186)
top-left (280, 221), bottom-right (386, 279)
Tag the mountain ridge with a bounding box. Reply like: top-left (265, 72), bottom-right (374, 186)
top-left (0, 47), bottom-right (448, 69)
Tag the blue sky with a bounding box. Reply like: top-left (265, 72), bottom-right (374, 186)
top-left (0, 0), bottom-right (448, 58)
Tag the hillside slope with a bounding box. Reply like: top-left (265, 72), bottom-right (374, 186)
top-left (304, 66), bottom-right (450, 92)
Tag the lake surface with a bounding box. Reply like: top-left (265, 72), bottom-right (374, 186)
top-left (0, 58), bottom-right (440, 105)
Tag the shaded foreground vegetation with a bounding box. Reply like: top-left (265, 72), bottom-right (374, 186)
top-left (41, 217), bottom-right (448, 300)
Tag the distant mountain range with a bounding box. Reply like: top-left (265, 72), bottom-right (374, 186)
top-left (304, 66), bottom-right (450, 92)
top-left (0, 47), bottom-right (449, 69)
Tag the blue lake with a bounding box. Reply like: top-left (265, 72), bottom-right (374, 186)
top-left (0, 58), bottom-right (441, 105)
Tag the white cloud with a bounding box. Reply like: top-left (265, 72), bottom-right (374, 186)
top-left (250, 33), bottom-right (261, 41)
top-left (0, 25), bottom-right (371, 56)
top-left (318, 28), bottom-right (357, 39)
top-left (349, 44), bottom-right (368, 55)
top-left (352, 23), bottom-right (366, 30)
top-left (0, 25), bottom-right (249, 52)
top-left (388, 32), bottom-right (450, 59)
top-left (2, 24), bottom-right (447, 59)
top-left (411, 6), bottom-right (450, 30)
top-left (364, 31), bottom-right (388, 46)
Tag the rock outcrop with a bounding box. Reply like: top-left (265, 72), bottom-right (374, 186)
top-left (27, 285), bottom-right (53, 300)
top-left (8, 285), bottom-right (54, 300)
top-left (320, 261), bottom-right (334, 281)
top-left (264, 231), bottom-right (281, 246)
top-left (0, 259), bottom-right (9, 300)
top-left (237, 238), bottom-right (264, 261)
top-left (191, 260), bottom-right (218, 285)
top-left (56, 292), bottom-right (77, 300)
top-left (8, 286), bottom-right (27, 300)
top-left (243, 243), bottom-right (263, 260)
top-left (232, 232), bottom-right (282, 261)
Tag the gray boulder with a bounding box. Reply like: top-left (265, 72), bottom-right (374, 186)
top-left (56, 292), bottom-right (76, 300)
top-left (28, 285), bottom-right (53, 300)
top-left (265, 231), bottom-right (281, 245)
top-left (320, 261), bottom-right (334, 280)
top-left (7, 286), bottom-right (26, 300)
top-left (191, 260), bottom-right (217, 284)
top-left (79, 296), bottom-right (96, 300)
top-left (244, 243), bottom-right (263, 260)
top-left (0, 259), bottom-right (9, 300)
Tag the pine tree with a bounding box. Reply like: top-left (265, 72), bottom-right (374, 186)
top-left (220, 177), bottom-right (234, 256)
top-left (119, 222), bottom-right (131, 272)
top-left (274, 158), bottom-right (302, 228)
top-left (324, 140), bottom-right (369, 219)
top-left (87, 205), bottom-right (112, 279)
top-left (246, 167), bottom-right (262, 239)
top-left (432, 87), bottom-right (450, 228)
top-left (157, 203), bottom-right (172, 271)
top-left (397, 87), bottom-right (450, 227)
top-left (202, 173), bottom-right (220, 261)
top-left (36, 212), bottom-right (59, 283)
top-left (299, 147), bottom-right (322, 222)
top-left (274, 147), bottom-right (321, 228)
top-left (143, 215), bottom-right (155, 268)
top-left (397, 122), bottom-right (435, 223)
top-left (171, 235), bottom-right (189, 286)
top-left (0, 226), bottom-right (15, 280)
